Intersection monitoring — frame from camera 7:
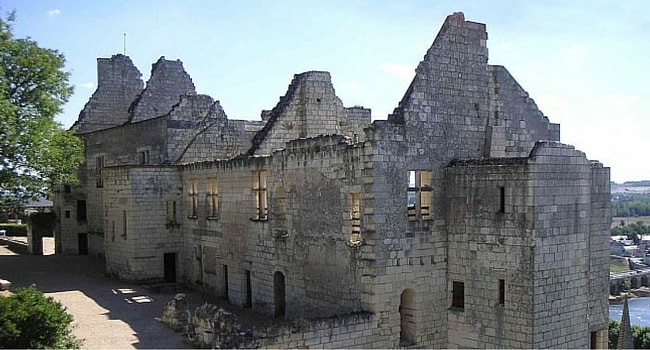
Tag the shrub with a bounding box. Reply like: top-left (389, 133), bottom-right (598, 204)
top-left (0, 223), bottom-right (27, 236)
top-left (0, 286), bottom-right (81, 349)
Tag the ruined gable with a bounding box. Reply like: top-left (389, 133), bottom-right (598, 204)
top-left (165, 95), bottom-right (258, 163)
top-left (485, 65), bottom-right (560, 157)
top-left (247, 71), bottom-right (370, 156)
top-left (385, 12), bottom-right (491, 160)
top-left (72, 55), bottom-right (144, 134)
top-left (129, 57), bottom-right (197, 123)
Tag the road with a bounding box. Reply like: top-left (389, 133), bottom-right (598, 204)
top-left (0, 239), bottom-right (192, 349)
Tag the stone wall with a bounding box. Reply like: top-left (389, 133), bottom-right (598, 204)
top-left (486, 65), bottom-right (560, 157)
top-left (103, 166), bottom-right (183, 281)
top-left (164, 94), bottom-right (258, 163)
top-left (444, 157), bottom-right (536, 348)
top-left (130, 57), bottom-right (197, 123)
top-left (528, 141), bottom-right (608, 348)
top-left (72, 55), bottom-right (144, 134)
top-left (180, 135), bottom-right (367, 320)
top-left (248, 71), bottom-right (370, 156)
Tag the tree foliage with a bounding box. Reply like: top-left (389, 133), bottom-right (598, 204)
top-left (0, 285), bottom-right (81, 349)
top-left (612, 194), bottom-right (650, 217)
top-left (0, 11), bottom-right (83, 211)
top-left (609, 319), bottom-right (650, 349)
top-left (611, 221), bottom-right (650, 241)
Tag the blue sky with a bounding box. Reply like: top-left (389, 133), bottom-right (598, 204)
top-left (3, 1), bottom-right (648, 182)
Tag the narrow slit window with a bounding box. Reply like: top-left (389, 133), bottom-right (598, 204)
top-left (207, 177), bottom-right (219, 219)
top-left (498, 279), bottom-right (505, 305)
top-left (499, 186), bottom-right (505, 213)
top-left (122, 210), bottom-right (128, 238)
top-left (187, 180), bottom-right (198, 219)
top-left (166, 200), bottom-right (177, 224)
top-left (95, 155), bottom-right (105, 188)
top-left (452, 281), bottom-right (464, 309)
top-left (252, 170), bottom-right (268, 220)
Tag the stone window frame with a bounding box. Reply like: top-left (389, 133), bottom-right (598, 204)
top-left (451, 280), bottom-right (465, 310)
top-left (498, 278), bottom-right (505, 306)
top-left (349, 192), bottom-right (362, 243)
top-left (137, 147), bottom-right (151, 165)
top-left (207, 177), bottom-right (219, 220)
top-left (407, 170), bottom-right (432, 221)
top-left (187, 180), bottom-right (198, 219)
top-left (122, 210), bottom-right (128, 239)
top-left (252, 170), bottom-right (268, 221)
top-left (166, 200), bottom-right (178, 225)
top-left (95, 154), bottom-right (105, 188)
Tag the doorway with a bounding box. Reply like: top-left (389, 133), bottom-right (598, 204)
top-left (274, 271), bottom-right (286, 317)
top-left (244, 270), bottom-right (252, 308)
top-left (78, 233), bottom-right (88, 255)
top-left (164, 253), bottom-right (176, 283)
top-left (400, 289), bottom-right (416, 346)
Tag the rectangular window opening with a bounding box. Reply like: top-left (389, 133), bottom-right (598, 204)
top-left (187, 180), bottom-right (198, 219)
top-left (407, 170), bottom-right (432, 221)
top-left (76, 200), bottom-right (87, 222)
top-left (499, 186), bottom-right (505, 213)
top-left (138, 150), bottom-right (150, 165)
top-left (166, 200), bottom-right (177, 224)
top-left (122, 210), bottom-right (127, 239)
top-left (498, 279), bottom-right (505, 305)
top-left (95, 156), bottom-right (105, 188)
top-left (207, 177), bottom-right (219, 219)
top-left (252, 170), bottom-right (268, 221)
top-left (452, 281), bottom-right (465, 309)
top-left (350, 192), bottom-right (361, 242)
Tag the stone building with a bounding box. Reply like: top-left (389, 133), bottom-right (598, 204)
top-left (55, 12), bottom-right (610, 348)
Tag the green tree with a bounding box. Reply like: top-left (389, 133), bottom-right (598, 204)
top-left (0, 286), bottom-right (81, 348)
top-left (0, 11), bottom-right (83, 212)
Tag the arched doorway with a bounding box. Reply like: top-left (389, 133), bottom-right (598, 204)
top-left (274, 271), bottom-right (286, 317)
top-left (400, 289), bottom-right (416, 346)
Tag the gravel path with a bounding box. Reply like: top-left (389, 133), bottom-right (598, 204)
top-left (0, 240), bottom-right (194, 349)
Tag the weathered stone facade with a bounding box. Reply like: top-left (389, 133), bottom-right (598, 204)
top-left (55, 12), bottom-right (610, 348)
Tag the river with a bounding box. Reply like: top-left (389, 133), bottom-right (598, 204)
top-left (610, 297), bottom-right (650, 326)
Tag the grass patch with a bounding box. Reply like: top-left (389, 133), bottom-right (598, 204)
top-left (611, 257), bottom-right (631, 274)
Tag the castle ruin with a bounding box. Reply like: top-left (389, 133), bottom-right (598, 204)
top-left (55, 12), bottom-right (611, 348)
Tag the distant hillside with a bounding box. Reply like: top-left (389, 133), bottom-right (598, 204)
top-left (612, 181), bottom-right (650, 194)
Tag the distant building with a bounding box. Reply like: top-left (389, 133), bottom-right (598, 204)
top-left (54, 12), bottom-right (610, 348)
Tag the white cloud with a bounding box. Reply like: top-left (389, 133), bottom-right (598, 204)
top-left (47, 9), bottom-right (61, 18)
top-left (379, 63), bottom-right (414, 83)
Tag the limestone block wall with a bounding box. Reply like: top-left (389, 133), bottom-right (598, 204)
top-left (164, 95), bottom-right (254, 163)
top-left (444, 158), bottom-right (535, 348)
top-left (528, 141), bottom-right (608, 348)
top-left (180, 135), bottom-right (367, 320)
top-left (72, 54), bottom-right (144, 134)
top-left (588, 162), bottom-right (611, 347)
top-left (103, 166), bottom-right (183, 281)
top-left (486, 65), bottom-right (560, 158)
top-left (54, 186), bottom-right (88, 254)
top-left (248, 71), bottom-right (370, 156)
top-left (130, 57), bottom-right (197, 123)
top-left (356, 126), bottom-right (448, 348)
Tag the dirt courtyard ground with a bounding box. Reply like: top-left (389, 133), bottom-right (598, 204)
top-left (0, 238), bottom-right (195, 349)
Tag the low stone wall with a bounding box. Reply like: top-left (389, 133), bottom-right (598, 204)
top-left (161, 294), bottom-right (380, 348)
